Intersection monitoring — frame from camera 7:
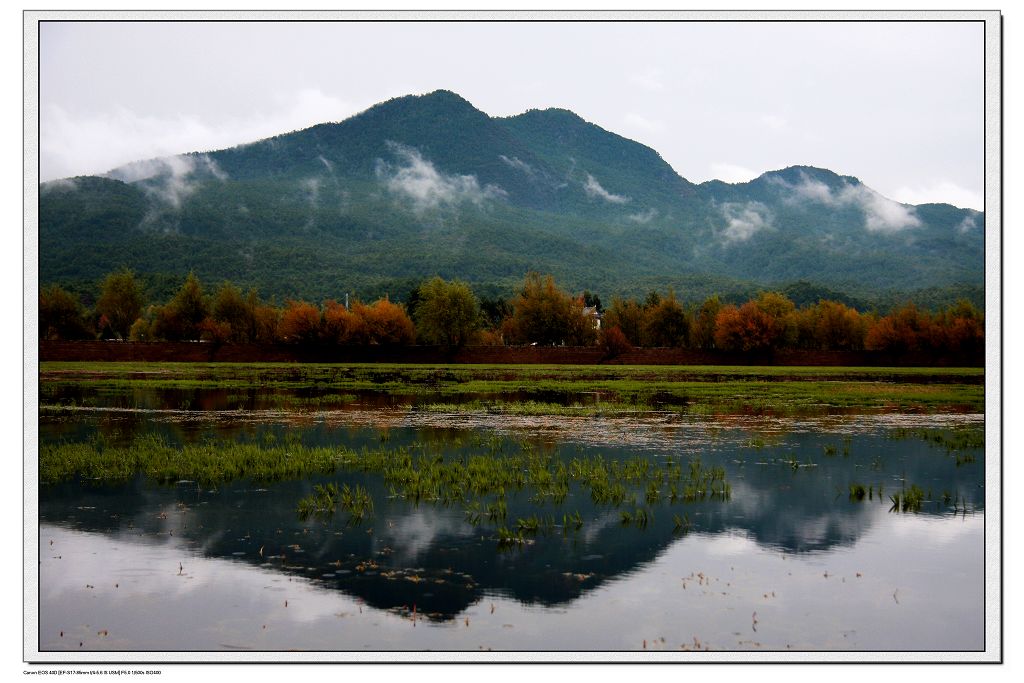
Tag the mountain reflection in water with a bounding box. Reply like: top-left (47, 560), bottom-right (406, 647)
top-left (39, 416), bottom-right (983, 622)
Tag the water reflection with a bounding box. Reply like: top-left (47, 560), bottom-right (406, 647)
top-left (39, 510), bottom-right (984, 652)
top-left (39, 415), bottom-right (983, 621)
top-left (37, 385), bottom-right (985, 651)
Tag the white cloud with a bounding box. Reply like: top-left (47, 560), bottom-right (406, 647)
top-left (781, 174), bottom-right (834, 204)
top-left (583, 173), bottom-right (629, 204)
top-left (377, 142), bottom-right (507, 211)
top-left (890, 180), bottom-right (984, 211)
top-left (300, 177), bottom-right (321, 206)
top-left (107, 154), bottom-right (226, 208)
top-left (40, 88), bottom-right (356, 181)
top-left (710, 163), bottom-right (759, 184)
top-left (841, 185), bottom-right (922, 233)
top-left (776, 171), bottom-right (922, 233)
top-left (39, 177), bottom-right (77, 193)
top-left (719, 201), bottom-right (772, 242)
top-left (957, 215), bottom-right (980, 233)
top-left (499, 154), bottom-right (534, 175)
top-left (628, 208), bottom-right (658, 224)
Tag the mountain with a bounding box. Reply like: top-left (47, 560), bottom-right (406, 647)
top-left (38, 89), bottom-right (984, 306)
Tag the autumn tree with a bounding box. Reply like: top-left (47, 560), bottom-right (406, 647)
top-left (354, 298), bottom-right (416, 345)
top-left (279, 300), bottom-right (322, 344)
top-left (714, 292), bottom-right (797, 353)
top-left (322, 299), bottom-right (365, 345)
top-left (152, 272), bottom-right (210, 341)
top-left (600, 325), bottom-right (633, 357)
top-left (96, 269), bottom-right (145, 339)
top-left (39, 285), bottom-right (93, 340)
top-left (865, 303), bottom-right (936, 353)
top-left (935, 300), bottom-right (984, 354)
top-left (413, 277), bottom-right (481, 347)
top-left (714, 302), bottom-right (775, 352)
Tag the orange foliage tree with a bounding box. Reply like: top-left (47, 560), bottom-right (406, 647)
top-left (353, 299), bottom-right (416, 345)
top-left (934, 300), bottom-right (984, 354)
top-left (279, 300), bottom-right (322, 344)
top-left (714, 302), bottom-right (777, 352)
top-left (714, 292), bottom-right (797, 352)
top-left (865, 303), bottom-right (936, 353)
top-left (322, 299), bottom-right (366, 345)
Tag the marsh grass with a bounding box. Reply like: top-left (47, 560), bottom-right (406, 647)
top-left (890, 484), bottom-right (927, 513)
top-left (41, 362), bottom-right (984, 415)
top-left (888, 427), bottom-right (984, 467)
top-left (42, 433), bottom-right (732, 544)
top-left (296, 482), bottom-right (339, 520)
top-left (39, 434), bottom-right (343, 486)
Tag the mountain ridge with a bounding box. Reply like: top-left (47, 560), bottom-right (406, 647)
top-left (39, 89), bottom-right (983, 305)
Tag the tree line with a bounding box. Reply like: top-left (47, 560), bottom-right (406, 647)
top-left (39, 269), bottom-right (983, 355)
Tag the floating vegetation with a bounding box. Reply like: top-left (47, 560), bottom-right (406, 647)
top-left (889, 427), bottom-right (984, 467)
top-left (890, 485), bottom-right (927, 513)
top-left (296, 483), bottom-right (340, 520)
top-left (338, 483), bottom-right (374, 521)
top-left (562, 510), bottom-right (584, 532)
top-left (848, 483), bottom-right (868, 501)
top-left (495, 526), bottom-right (527, 549)
top-left (672, 513), bottom-right (693, 534)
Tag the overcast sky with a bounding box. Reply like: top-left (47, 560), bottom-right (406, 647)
top-left (38, 20), bottom-right (985, 209)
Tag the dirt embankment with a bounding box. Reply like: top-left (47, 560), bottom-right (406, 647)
top-left (38, 341), bottom-right (983, 367)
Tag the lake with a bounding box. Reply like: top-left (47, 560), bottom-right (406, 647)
top-left (34, 365), bottom-right (986, 655)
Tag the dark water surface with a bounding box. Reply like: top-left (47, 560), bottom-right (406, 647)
top-left (37, 387), bottom-right (985, 652)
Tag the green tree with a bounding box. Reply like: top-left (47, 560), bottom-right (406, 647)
top-left (210, 282), bottom-right (258, 343)
top-left (413, 277), bottom-right (481, 347)
top-left (96, 269), bottom-right (144, 339)
top-left (643, 291), bottom-right (690, 347)
top-left (753, 291), bottom-right (798, 349)
top-left (506, 273), bottom-right (595, 346)
top-left (603, 296), bottom-right (646, 346)
top-left (690, 295), bottom-right (722, 350)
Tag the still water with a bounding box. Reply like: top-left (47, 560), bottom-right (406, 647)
top-left (37, 388), bottom-right (985, 653)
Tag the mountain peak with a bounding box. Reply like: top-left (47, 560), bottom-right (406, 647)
top-left (370, 89), bottom-right (480, 114)
top-left (758, 165), bottom-right (861, 188)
